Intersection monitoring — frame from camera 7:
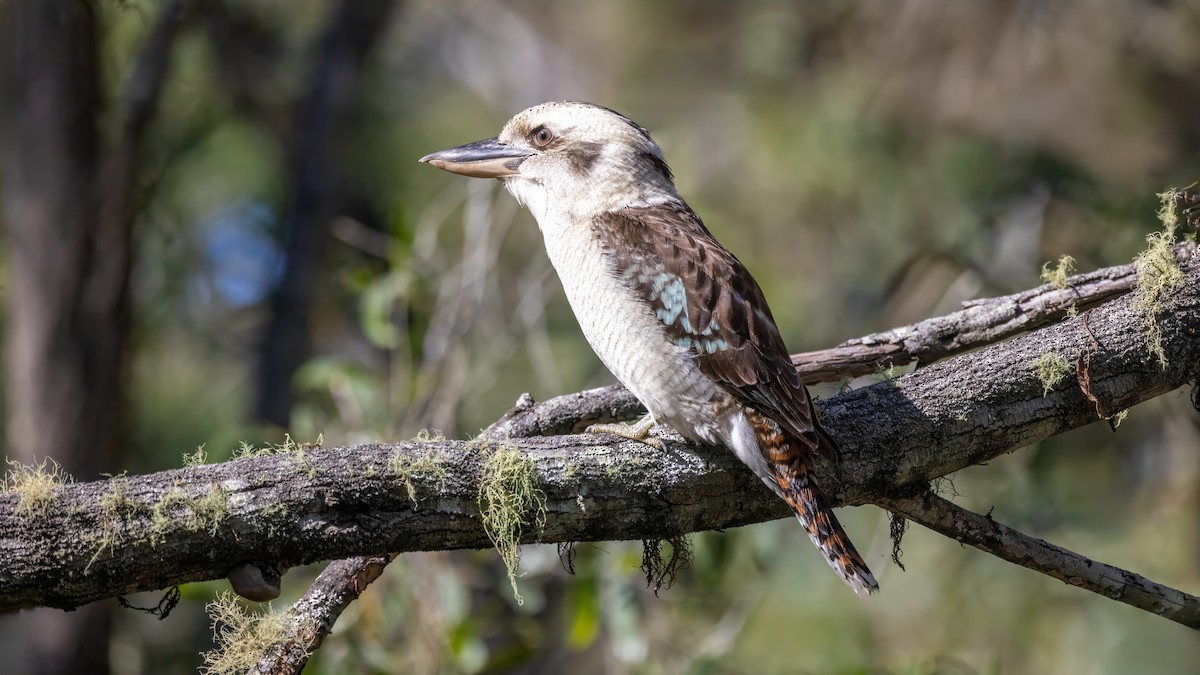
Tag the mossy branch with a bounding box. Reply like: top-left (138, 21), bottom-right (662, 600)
top-left (1, 254), bottom-right (1197, 620)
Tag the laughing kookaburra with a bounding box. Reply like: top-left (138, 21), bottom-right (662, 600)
top-left (420, 101), bottom-right (877, 595)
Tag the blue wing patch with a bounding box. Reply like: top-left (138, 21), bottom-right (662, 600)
top-left (622, 265), bottom-right (728, 353)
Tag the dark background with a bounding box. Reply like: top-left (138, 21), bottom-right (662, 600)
top-left (1, 1), bottom-right (1198, 673)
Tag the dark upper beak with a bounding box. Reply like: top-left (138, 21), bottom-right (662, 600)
top-left (418, 137), bottom-right (533, 178)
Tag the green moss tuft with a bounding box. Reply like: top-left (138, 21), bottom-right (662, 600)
top-left (412, 428), bottom-right (446, 443)
top-left (477, 444), bottom-right (546, 605)
top-left (150, 484), bottom-right (229, 546)
top-left (563, 461), bottom-right (581, 484)
top-left (87, 476), bottom-right (136, 573)
top-left (4, 458), bottom-right (72, 515)
top-left (240, 441), bottom-right (260, 458)
top-left (233, 434), bottom-right (322, 477)
top-left (182, 444), bottom-right (208, 467)
top-left (259, 501), bottom-right (289, 540)
top-left (1132, 192), bottom-right (1186, 369)
top-left (389, 448), bottom-right (449, 506)
top-left (1040, 254), bottom-right (1076, 290)
top-left (1156, 187), bottom-right (1184, 237)
top-left (1030, 352), bottom-right (1072, 397)
top-left (191, 485), bottom-right (230, 535)
top-left (291, 446), bottom-right (317, 479)
top-left (150, 489), bottom-right (184, 545)
top-left (200, 592), bottom-right (293, 675)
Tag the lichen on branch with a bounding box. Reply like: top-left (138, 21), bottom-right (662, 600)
top-left (476, 443), bottom-right (547, 605)
top-left (201, 592), bottom-right (292, 675)
top-left (1133, 189), bottom-right (1189, 368)
top-left (3, 457), bottom-right (72, 515)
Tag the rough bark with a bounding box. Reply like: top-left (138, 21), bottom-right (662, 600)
top-left (2, 255), bottom-right (1196, 616)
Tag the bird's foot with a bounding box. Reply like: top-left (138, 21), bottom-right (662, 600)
top-left (586, 413), bottom-right (665, 450)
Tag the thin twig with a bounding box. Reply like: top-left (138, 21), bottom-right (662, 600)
top-left (880, 492), bottom-right (1200, 630)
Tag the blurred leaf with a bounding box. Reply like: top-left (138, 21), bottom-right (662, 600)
top-left (566, 575), bottom-right (601, 649)
top-left (359, 270), bottom-right (411, 349)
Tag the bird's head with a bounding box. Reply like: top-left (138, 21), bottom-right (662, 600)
top-left (420, 101), bottom-right (678, 219)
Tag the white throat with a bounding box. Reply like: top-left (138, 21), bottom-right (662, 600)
top-left (503, 177), bottom-right (553, 227)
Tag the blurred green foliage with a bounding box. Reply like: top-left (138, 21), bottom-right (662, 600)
top-left (4, 0), bottom-right (1200, 673)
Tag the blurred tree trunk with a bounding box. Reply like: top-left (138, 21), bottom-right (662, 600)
top-left (1, 0), bottom-right (181, 672)
top-left (2, 3), bottom-right (111, 671)
top-left (3, 1), bottom-right (110, 469)
top-left (254, 0), bottom-right (399, 427)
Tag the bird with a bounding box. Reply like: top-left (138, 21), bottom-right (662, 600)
top-left (419, 101), bottom-right (877, 595)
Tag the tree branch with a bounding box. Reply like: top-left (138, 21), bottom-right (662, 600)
top-left (251, 554), bottom-right (396, 675)
top-left (880, 491), bottom-right (1200, 629)
top-left (2, 255), bottom-right (1196, 617)
top-left (270, 243), bottom-right (1200, 668)
top-left (792, 241), bottom-right (1197, 382)
top-left (483, 243), bottom-right (1197, 439)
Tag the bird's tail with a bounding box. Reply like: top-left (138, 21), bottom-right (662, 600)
top-left (746, 410), bottom-right (879, 595)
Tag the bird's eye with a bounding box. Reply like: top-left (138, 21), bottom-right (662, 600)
top-left (532, 127), bottom-right (555, 148)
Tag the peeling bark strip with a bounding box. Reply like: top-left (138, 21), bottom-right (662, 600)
top-left (882, 492), bottom-right (1200, 629)
top-left (1, 257), bottom-right (1196, 615)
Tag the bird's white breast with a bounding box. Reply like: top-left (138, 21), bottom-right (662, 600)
top-left (525, 200), bottom-right (730, 443)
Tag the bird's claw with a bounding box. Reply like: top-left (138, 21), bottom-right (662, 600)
top-left (586, 414), bottom-right (665, 450)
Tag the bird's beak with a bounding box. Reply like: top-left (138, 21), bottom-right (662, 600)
top-left (418, 137), bottom-right (533, 178)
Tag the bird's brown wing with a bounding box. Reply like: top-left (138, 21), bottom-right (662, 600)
top-left (593, 201), bottom-right (837, 461)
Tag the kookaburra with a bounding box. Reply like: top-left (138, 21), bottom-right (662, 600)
top-left (420, 101), bottom-right (877, 595)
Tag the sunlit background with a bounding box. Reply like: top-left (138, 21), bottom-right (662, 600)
top-left (1, 1), bottom-right (1199, 673)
